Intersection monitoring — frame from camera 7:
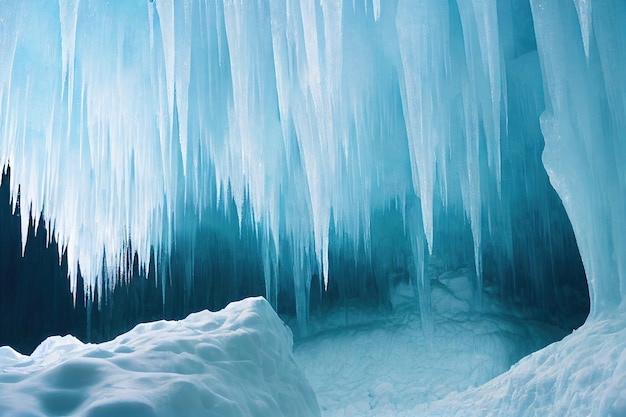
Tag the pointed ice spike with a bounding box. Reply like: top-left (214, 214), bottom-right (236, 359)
top-left (573, 0), bottom-right (592, 61)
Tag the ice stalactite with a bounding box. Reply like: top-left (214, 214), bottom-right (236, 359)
top-left (0, 0), bottom-right (607, 333)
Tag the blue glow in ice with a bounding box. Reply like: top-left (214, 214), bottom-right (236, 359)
top-left (0, 0), bottom-right (623, 329)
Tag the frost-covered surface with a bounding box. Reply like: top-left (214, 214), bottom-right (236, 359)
top-left (0, 286), bottom-right (618, 417)
top-left (0, 297), bottom-right (320, 417)
top-left (294, 272), bottom-right (570, 417)
top-left (297, 306), bottom-right (626, 417)
top-left (412, 313), bottom-right (626, 417)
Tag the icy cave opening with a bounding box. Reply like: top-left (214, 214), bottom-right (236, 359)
top-left (1, 0), bottom-right (625, 415)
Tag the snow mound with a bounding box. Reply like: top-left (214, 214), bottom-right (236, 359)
top-left (294, 274), bottom-right (566, 417)
top-left (413, 315), bottom-right (626, 416)
top-left (431, 271), bottom-right (474, 315)
top-left (0, 297), bottom-right (320, 417)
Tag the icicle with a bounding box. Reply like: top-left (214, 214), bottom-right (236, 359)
top-left (0, 0), bottom-right (611, 331)
top-left (373, 0), bottom-right (381, 21)
top-left (573, 0), bottom-right (592, 61)
top-left (58, 0), bottom-right (80, 120)
top-left (174, 0), bottom-right (193, 176)
top-left (396, 0), bottom-right (450, 255)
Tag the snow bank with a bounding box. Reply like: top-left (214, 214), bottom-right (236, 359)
top-left (294, 272), bottom-right (568, 417)
top-left (413, 314), bottom-right (626, 416)
top-left (0, 297), bottom-right (320, 417)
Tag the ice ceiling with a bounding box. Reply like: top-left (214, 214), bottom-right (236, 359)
top-left (0, 0), bottom-right (623, 333)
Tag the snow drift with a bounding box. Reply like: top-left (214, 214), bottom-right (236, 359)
top-left (0, 297), bottom-right (320, 417)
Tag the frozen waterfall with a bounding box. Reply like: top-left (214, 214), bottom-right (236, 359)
top-left (0, 0), bottom-right (623, 332)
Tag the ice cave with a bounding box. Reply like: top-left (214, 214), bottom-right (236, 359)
top-left (0, 0), bottom-right (624, 416)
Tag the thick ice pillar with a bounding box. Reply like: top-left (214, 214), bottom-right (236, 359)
top-left (531, 0), bottom-right (626, 315)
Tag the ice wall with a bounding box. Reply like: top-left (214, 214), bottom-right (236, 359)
top-left (530, 0), bottom-right (626, 316)
top-left (0, 0), bottom-right (615, 329)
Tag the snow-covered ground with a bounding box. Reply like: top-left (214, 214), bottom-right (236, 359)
top-left (292, 271), bottom-right (585, 417)
top-left (1, 275), bottom-right (623, 417)
top-left (413, 313), bottom-right (626, 416)
top-left (0, 297), bottom-right (320, 417)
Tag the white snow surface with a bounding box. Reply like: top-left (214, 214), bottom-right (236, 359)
top-left (293, 272), bottom-right (613, 417)
top-left (0, 297), bottom-right (320, 417)
top-left (412, 314), bottom-right (626, 416)
top-left (1, 282), bottom-right (621, 417)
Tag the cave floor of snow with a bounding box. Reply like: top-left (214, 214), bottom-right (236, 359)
top-left (2, 271), bottom-right (612, 417)
top-left (412, 311), bottom-right (626, 416)
top-left (0, 297), bottom-right (320, 417)
top-left (291, 270), bottom-right (572, 417)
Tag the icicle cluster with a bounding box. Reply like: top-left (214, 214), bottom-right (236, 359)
top-left (0, 0), bottom-right (622, 328)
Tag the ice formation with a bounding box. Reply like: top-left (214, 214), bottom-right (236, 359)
top-left (531, 0), bottom-right (626, 316)
top-left (0, 0), bottom-right (623, 331)
top-left (411, 314), bottom-right (626, 416)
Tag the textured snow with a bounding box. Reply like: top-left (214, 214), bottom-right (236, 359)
top-left (412, 313), bottom-right (626, 416)
top-left (0, 297), bottom-right (320, 417)
top-left (0, 289), bottom-right (620, 417)
top-left (294, 271), bottom-right (570, 416)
